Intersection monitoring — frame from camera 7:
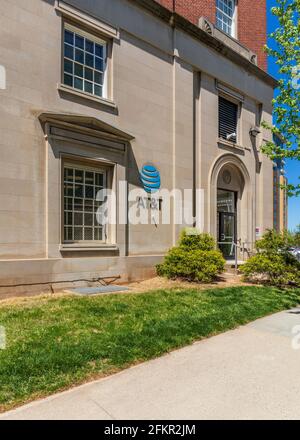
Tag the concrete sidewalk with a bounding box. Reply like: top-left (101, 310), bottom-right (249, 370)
top-left (1, 308), bottom-right (300, 420)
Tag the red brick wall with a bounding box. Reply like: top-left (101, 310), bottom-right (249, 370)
top-left (155, 0), bottom-right (267, 70)
top-left (238, 0), bottom-right (267, 70)
top-left (155, 0), bottom-right (174, 10)
top-left (155, 0), bottom-right (215, 23)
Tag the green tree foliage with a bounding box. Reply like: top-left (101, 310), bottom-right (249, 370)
top-left (263, 0), bottom-right (300, 195)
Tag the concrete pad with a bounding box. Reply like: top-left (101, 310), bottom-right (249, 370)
top-left (67, 286), bottom-right (130, 296)
top-left (1, 308), bottom-right (300, 420)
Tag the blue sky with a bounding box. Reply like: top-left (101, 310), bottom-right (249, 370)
top-left (267, 0), bottom-right (300, 230)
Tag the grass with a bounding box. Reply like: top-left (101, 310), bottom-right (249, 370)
top-left (0, 285), bottom-right (299, 411)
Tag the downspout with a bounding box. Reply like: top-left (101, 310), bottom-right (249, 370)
top-left (171, 2), bottom-right (176, 245)
top-left (193, 73), bottom-right (197, 227)
top-left (171, 0), bottom-right (198, 229)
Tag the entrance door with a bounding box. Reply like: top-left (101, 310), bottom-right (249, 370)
top-left (217, 190), bottom-right (237, 259)
top-left (219, 212), bottom-right (236, 258)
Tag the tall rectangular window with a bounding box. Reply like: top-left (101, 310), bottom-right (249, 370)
top-left (63, 163), bottom-right (107, 243)
top-left (219, 96), bottom-right (238, 144)
top-left (63, 24), bottom-right (107, 98)
top-left (216, 0), bottom-right (236, 37)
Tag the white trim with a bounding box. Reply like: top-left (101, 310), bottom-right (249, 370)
top-left (229, 0), bottom-right (237, 39)
top-left (216, 0), bottom-right (237, 38)
top-left (56, 0), bottom-right (119, 40)
top-left (0, 65), bottom-right (6, 90)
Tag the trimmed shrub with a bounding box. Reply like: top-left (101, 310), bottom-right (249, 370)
top-left (255, 229), bottom-right (294, 254)
top-left (240, 229), bottom-right (300, 287)
top-left (157, 229), bottom-right (225, 283)
top-left (179, 229), bottom-right (216, 251)
top-left (294, 225), bottom-right (300, 247)
top-left (241, 253), bottom-right (300, 286)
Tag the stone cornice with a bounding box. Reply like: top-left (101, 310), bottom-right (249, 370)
top-left (131, 0), bottom-right (278, 89)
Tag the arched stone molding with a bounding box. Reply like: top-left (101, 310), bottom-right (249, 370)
top-left (208, 154), bottom-right (253, 247)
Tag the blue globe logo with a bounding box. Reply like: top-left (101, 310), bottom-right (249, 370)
top-left (140, 164), bottom-right (161, 194)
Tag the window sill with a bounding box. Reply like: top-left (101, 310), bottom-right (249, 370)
top-left (217, 138), bottom-right (244, 152)
top-left (60, 244), bottom-right (119, 252)
top-left (58, 84), bottom-right (117, 110)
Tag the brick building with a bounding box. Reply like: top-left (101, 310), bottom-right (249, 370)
top-left (155, 0), bottom-right (267, 70)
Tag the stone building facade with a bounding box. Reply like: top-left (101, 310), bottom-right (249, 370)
top-left (0, 0), bottom-right (276, 296)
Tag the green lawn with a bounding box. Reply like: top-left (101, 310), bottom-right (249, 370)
top-left (0, 286), bottom-right (299, 411)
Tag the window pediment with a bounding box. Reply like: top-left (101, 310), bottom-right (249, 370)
top-left (39, 112), bottom-right (135, 144)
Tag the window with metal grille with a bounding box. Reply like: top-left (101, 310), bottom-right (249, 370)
top-left (63, 163), bottom-right (107, 243)
top-left (63, 24), bottom-right (107, 98)
top-left (216, 0), bottom-right (236, 37)
top-left (219, 96), bottom-right (238, 144)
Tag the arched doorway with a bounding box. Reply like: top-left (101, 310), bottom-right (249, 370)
top-left (209, 155), bottom-right (252, 259)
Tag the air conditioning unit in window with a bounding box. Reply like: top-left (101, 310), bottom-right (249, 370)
top-left (198, 17), bottom-right (214, 36)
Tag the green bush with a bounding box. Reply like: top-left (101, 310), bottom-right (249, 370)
top-left (179, 229), bottom-right (216, 251)
top-left (294, 225), bottom-right (300, 247)
top-left (241, 229), bottom-right (300, 287)
top-left (157, 229), bottom-right (225, 283)
top-left (241, 253), bottom-right (300, 287)
top-left (255, 229), bottom-right (294, 254)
